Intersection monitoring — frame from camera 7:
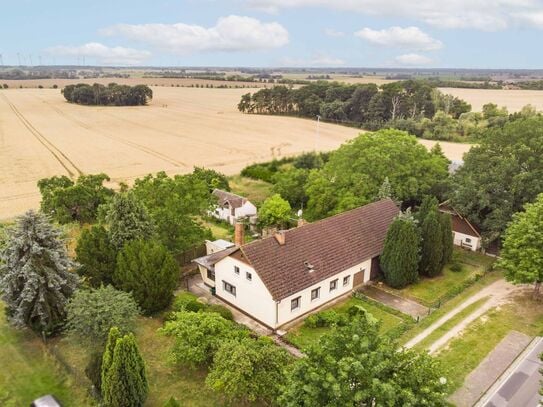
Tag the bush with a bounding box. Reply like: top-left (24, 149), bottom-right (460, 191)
top-left (172, 292), bottom-right (205, 312)
top-left (208, 304), bottom-right (234, 321)
top-left (450, 262), bottom-right (463, 272)
top-left (304, 310), bottom-right (346, 328)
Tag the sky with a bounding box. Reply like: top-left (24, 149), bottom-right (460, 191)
top-left (2, 0), bottom-right (543, 68)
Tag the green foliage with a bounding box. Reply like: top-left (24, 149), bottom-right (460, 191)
top-left (206, 337), bottom-right (291, 404)
top-left (63, 83), bottom-right (152, 106)
top-left (451, 116), bottom-right (543, 243)
top-left (440, 213), bottom-right (454, 267)
top-left (85, 351), bottom-right (103, 395)
top-left (279, 315), bottom-right (448, 406)
top-left (272, 168), bottom-right (310, 209)
top-left (37, 173), bottom-right (114, 224)
top-left (498, 194), bottom-right (543, 293)
top-left (162, 397), bottom-right (181, 407)
top-left (101, 332), bottom-right (148, 407)
top-left (420, 210), bottom-right (444, 277)
top-left (160, 311), bottom-right (249, 367)
top-left (103, 192), bottom-right (155, 250)
top-left (65, 285), bottom-right (140, 345)
top-left (114, 240), bottom-right (178, 314)
top-left (75, 225), bottom-right (117, 287)
top-left (259, 194), bottom-right (292, 228)
top-left (0, 211), bottom-right (78, 336)
top-left (305, 310), bottom-right (347, 328)
top-left (132, 171), bottom-right (212, 254)
top-left (305, 130), bottom-right (449, 220)
top-left (381, 215), bottom-right (421, 288)
top-left (207, 304), bottom-right (234, 321)
top-left (171, 291), bottom-right (205, 312)
top-left (192, 167), bottom-right (230, 192)
top-left (377, 176), bottom-right (393, 201)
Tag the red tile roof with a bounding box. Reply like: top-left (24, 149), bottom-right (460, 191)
top-left (232, 199), bottom-right (399, 300)
top-left (212, 189), bottom-right (247, 209)
top-left (439, 202), bottom-right (481, 237)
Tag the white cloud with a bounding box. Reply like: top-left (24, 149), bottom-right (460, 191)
top-left (245, 0), bottom-right (543, 31)
top-left (324, 28), bottom-right (345, 37)
top-left (513, 11), bottom-right (543, 27)
top-left (100, 15), bottom-right (289, 54)
top-left (355, 26), bottom-right (442, 51)
top-left (394, 53), bottom-right (433, 66)
top-left (46, 42), bottom-right (151, 65)
top-left (279, 53), bottom-right (345, 66)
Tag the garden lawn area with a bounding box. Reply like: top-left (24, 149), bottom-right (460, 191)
top-left (285, 296), bottom-right (406, 350)
top-left (393, 249), bottom-right (495, 307)
top-left (228, 175), bottom-right (273, 206)
top-left (53, 315), bottom-right (227, 407)
top-left (0, 303), bottom-right (89, 407)
top-left (399, 270), bottom-right (503, 346)
top-left (435, 292), bottom-right (543, 393)
top-left (201, 219), bottom-right (232, 240)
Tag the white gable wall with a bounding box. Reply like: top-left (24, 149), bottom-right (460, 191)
top-left (234, 201), bottom-right (257, 220)
top-left (453, 231), bottom-right (481, 251)
top-left (214, 256), bottom-right (277, 327)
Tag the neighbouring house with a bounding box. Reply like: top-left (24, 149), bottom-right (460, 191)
top-left (439, 201), bottom-right (482, 251)
top-left (205, 239), bottom-right (235, 255)
top-left (211, 189), bottom-right (257, 225)
top-left (194, 199), bottom-right (399, 330)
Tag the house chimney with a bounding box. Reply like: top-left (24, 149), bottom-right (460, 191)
top-left (274, 230), bottom-right (286, 246)
top-left (297, 218), bottom-right (307, 227)
top-left (234, 221), bottom-right (244, 247)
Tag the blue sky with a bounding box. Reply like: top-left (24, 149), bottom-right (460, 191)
top-left (2, 0), bottom-right (543, 68)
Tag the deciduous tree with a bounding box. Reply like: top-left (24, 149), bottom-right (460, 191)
top-left (259, 194), bottom-right (292, 229)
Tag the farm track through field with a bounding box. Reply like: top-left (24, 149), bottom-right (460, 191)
top-left (0, 93), bottom-right (82, 178)
top-left (0, 191), bottom-right (41, 202)
top-left (39, 98), bottom-right (188, 169)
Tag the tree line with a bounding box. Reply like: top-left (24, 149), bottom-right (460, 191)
top-left (62, 83), bottom-right (153, 106)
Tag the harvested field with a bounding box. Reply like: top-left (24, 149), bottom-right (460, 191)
top-left (439, 87), bottom-right (543, 112)
top-left (0, 87), bottom-right (471, 220)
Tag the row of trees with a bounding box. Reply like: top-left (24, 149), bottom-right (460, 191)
top-left (62, 83), bottom-right (153, 106)
top-left (380, 197), bottom-right (453, 289)
top-left (238, 80), bottom-right (471, 134)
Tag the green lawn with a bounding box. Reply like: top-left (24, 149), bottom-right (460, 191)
top-left (399, 270), bottom-right (503, 346)
top-left (201, 219), bottom-right (233, 240)
top-left (392, 249), bottom-right (495, 307)
top-left (228, 176), bottom-right (273, 205)
top-left (0, 304), bottom-right (89, 407)
top-left (285, 296), bottom-right (406, 350)
top-left (435, 292), bottom-right (543, 392)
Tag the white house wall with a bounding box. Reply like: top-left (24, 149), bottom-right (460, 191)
top-left (453, 231), bottom-right (481, 251)
top-left (214, 256), bottom-right (277, 327)
top-left (197, 265), bottom-right (216, 287)
top-left (276, 258), bottom-right (372, 327)
top-left (234, 202), bottom-right (257, 220)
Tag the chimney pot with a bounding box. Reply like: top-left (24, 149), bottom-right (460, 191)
top-left (234, 221), bottom-right (244, 246)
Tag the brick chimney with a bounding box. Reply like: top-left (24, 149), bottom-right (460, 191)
top-left (234, 221), bottom-right (244, 247)
top-left (274, 230), bottom-right (286, 246)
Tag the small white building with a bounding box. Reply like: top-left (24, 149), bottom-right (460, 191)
top-left (439, 201), bottom-right (482, 251)
top-left (194, 199), bottom-right (399, 330)
top-left (211, 189), bottom-right (257, 225)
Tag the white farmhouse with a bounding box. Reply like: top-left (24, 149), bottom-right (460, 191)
top-left (194, 199), bottom-right (399, 330)
top-left (439, 201), bottom-right (482, 251)
top-left (211, 189), bottom-right (257, 225)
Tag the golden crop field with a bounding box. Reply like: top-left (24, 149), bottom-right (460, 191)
top-left (439, 87), bottom-right (543, 112)
top-left (0, 86), bottom-right (471, 220)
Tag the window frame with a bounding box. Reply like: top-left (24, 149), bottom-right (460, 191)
top-left (223, 281), bottom-right (236, 297)
top-left (246, 271), bottom-right (252, 281)
top-left (291, 296), bottom-right (301, 311)
top-left (329, 279), bottom-right (338, 292)
top-left (207, 269), bottom-right (216, 281)
top-left (311, 287), bottom-right (321, 301)
top-left (234, 266), bottom-right (240, 275)
top-left (343, 275), bottom-right (350, 287)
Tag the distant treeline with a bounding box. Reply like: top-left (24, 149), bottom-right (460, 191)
top-left (62, 83), bottom-right (153, 106)
top-left (423, 78), bottom-right (502, 89)
top-left (516, 80), bottom-right (543, 90)
top-left (0, 68), bottom-right (77, 80)
top-left (238, 80), bottom-right (471, 130)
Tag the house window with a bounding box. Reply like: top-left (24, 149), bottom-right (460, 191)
top-left (330, 279), bottom-right (338, 292)
top-left (223, 281), bottom-right (236, 296)
top-left (343, 275), bottom-right (350, 287)
top-left (246, 272), bottom-right (252, 281)
top-left (291, 296), bottom-right (301, 311)
top-left (234, 266), bottom-right (240, 275)
top-left (207, 269), bottom-right (215, 281)
top-left (311, 287), bottom-right (320, 301)
top-left (465, 238), bottom-right (472, 243)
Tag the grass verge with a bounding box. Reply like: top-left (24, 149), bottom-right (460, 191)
top-left (228, 175), bottom-right (273, 206)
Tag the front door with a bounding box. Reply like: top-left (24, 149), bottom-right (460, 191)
top-left (353, 270), bottom-right (365, 287)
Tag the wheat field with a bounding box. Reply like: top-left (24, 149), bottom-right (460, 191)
top-left (0, 87), bottom-right (470, 220)
top-left (439, 87), bottom-right (543, 112)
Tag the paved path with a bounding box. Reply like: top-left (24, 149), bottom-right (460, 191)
top-left (359, 285), bottom-right (428, 319)
top-left (449, 331), bottom-right (532, 407)
top-left (404, 279), bottom-right (521, 350)
top-left (477, 336), bottom-right (543, 407)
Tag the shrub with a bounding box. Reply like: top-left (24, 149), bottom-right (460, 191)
top-left (450, 262), bottom-right (463, 272)
top-left (208, 304), bottom-right (234, 321)
top-left (172, 291), bottom-right (205, 312)
top-left (304, 310), bottom-right (346, 328)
